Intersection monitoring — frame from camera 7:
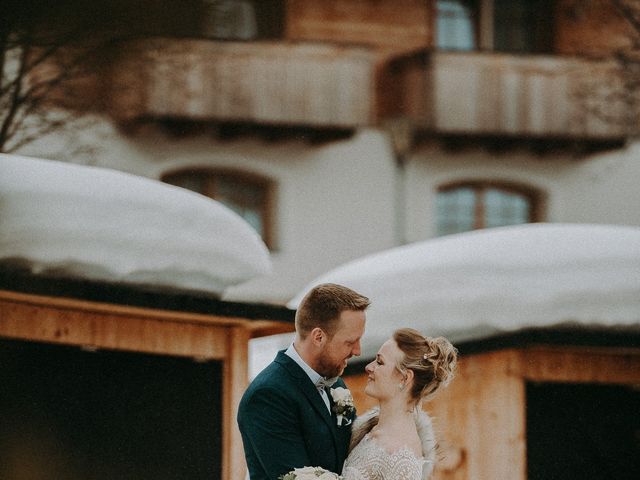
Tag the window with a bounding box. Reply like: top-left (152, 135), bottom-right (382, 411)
top-left (436, 0), bottom-right (478, 51)
top-left (436, 0), bottom-right (554, 53)
top-left (117, 1), bottom-right (285, 41)
top-left (436, 182), bottom-right (541, 236)
top-left (493, 0), bottom-right (554, 53)
top-left (200, 0), bottom-right (285, 40)
top-left (162, 168), bottom-right (275, 249)
top-left (201, 0), bottom-right (257, 40)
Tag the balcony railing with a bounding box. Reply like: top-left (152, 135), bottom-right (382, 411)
top-left (424, 52), bottom-right (628, 139)
top-left (108, 38), bottom-right (375, 128)
top-left (107, 40), bottom-right (630, 141)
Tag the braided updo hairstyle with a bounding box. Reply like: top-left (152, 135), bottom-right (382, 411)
top-left (393, 328), bottom-right (458, 402)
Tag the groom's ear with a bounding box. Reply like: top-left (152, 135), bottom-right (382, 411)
top-left (310, 327), bottom-right (325, 346)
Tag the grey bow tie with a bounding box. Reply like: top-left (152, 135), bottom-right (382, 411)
top-left (315, 377), bottom-right (338, 392)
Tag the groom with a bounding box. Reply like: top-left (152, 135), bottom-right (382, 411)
top-left (238, 283), bottom-right (369, 479)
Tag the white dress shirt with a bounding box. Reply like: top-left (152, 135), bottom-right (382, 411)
top-left (285, 343), bottom-right (331, 412)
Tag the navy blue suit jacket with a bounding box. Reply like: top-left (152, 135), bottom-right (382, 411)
top-left (237, 351), bottom-right (355, 480)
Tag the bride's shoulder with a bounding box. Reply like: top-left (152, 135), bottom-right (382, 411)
top-left (349, 407), bottom-right (380, 452)
top-left (353, 407), bottom-right (380, 428)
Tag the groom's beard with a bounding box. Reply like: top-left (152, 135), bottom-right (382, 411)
top-left (316, 354), bottom-right (347, 379)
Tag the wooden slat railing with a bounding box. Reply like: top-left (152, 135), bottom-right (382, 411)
top-left (108, 38), bottom-right (376, 128)
top-left (381, 50), bottom-right (629, 140)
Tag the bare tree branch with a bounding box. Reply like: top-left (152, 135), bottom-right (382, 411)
top-left (0, 0), bottom-right (146, 152)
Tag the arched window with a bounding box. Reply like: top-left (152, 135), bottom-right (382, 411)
top-left (162, 168), bottom-right (275, 249)
top-left (436, 181), bottom-right (542, 236)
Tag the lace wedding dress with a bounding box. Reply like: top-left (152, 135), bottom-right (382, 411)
top-left (342, 432), bottom-right (424, 480)
top-left (341, 408), bottom-right (436, 480)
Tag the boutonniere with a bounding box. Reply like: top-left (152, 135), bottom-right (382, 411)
top-left (329, 387), bottom-right (355, 426)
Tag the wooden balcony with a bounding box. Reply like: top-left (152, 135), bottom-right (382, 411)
top-left (108, 38), bottom-right (376, 129)
top-left (384, 51), bottom-right (629, 141)
top-left (106, 40), bottom-right (630, 141)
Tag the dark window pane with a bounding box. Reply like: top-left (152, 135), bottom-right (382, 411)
top-left (484, 188), bottom-right (531, 228)
top-left (493, 0), bottom-right (554, 53)
top-left (162, 170), bottom-right (271, 246)
top-left (436, 0), bottom-right (477, 50)
top-left (201, 0), bottom-right (258, 40)
top-left (437, 187), bottom-right (477, 235)
top-left (215, 176), bottom-right (266, 237)
top-left (200, 0), bottom-right (284, 40)
top-left (163, 173), bottom-right (206, 195)
top-left (437, 184), bottom-right (536, 236)
top-left (215, 176), bottom-right (265, 209)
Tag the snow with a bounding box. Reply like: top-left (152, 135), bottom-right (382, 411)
top-left (0, 153), bottom-right (271, 295)
top-left (277, 223), bottom-right (640, 363)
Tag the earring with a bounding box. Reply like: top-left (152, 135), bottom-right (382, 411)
top-left (398, 382), bottom-right (405, 390)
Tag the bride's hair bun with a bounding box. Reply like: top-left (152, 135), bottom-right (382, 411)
top-left (393, 328), bottom-right (457, 402)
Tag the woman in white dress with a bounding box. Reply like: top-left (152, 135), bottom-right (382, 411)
top-left (342, 328), bottom-right (457, 480)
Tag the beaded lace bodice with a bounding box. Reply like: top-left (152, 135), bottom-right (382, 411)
top-left (342, 433), bottom-right (425, 480)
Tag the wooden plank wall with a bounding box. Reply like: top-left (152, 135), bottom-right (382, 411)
top-left (428, 52), bottom-right (626, 138)
top-left (286, 0), bottom-right (433, 57)
top-left (109, 39), bottom-right (375, 127)
top-left (427, 349), bottom-right (527, 480)
top-left (554, 0), bottom-right (634, 57)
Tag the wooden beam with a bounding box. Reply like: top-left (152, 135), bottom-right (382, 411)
top-left (0, 289), bottom-right (237, 359)
top-left (517, 346), bottom-right (640, 384)
top-left (246, 319), bottom-right (295, 338)
top-left (0, 289), bottom-right (252, 327)
top-left (222, 326), bottom-right (250, 480)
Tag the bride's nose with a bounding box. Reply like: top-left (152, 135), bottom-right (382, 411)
top-left (365, 362), bottom-right (374, 373)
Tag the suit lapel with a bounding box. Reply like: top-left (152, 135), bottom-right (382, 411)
top-left (275, 352), bottom-right (340, 449)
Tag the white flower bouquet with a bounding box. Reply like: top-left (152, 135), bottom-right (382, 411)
top-left (279, 466), bottom-right (343, 480)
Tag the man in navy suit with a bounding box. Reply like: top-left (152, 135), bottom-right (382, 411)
top-left (238, 283), bottom-right (370, 479)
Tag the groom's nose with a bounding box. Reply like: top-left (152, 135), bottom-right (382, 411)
top-left (351, 340), bottom-right (361, 357)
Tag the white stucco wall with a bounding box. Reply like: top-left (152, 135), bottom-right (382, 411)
top-left (557, 142), bottom-right (640, 226)
top-left (15, 116), bottom-right (640, 304)
top-left (405, 141), bottom-right (640, 242)
top-left (405, 145), bottom-right (570, 241)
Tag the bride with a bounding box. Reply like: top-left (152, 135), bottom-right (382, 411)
top-left (341, 328), bottom-right (457, 480)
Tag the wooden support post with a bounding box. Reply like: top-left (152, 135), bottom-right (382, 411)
top-left (222, 326), bottom-right (250, 480)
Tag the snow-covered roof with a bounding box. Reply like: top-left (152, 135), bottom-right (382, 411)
top-left (0, 154), bottom-right (271, 295)
top-left (283, 223), bottom-right (640, 360)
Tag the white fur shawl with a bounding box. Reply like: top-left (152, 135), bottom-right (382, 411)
top-left (348, 407), bottom-right (437, 480)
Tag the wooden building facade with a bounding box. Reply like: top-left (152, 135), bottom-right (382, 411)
top-left (35, 0), bottom-right (635, 142)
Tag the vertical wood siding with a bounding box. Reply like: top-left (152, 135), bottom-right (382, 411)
top-left (428, 52), bottom-right (627, 139)
top-left (109, 39), bottom-right (375, 128)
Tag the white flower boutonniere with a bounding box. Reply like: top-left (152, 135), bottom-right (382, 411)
top-left (279, 466), bottom-right (343, 480)
top-left (329, 387), bottom-right (355, 427)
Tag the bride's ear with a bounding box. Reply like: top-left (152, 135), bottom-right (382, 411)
top-left (404, 368), bottom-right (415, 388)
